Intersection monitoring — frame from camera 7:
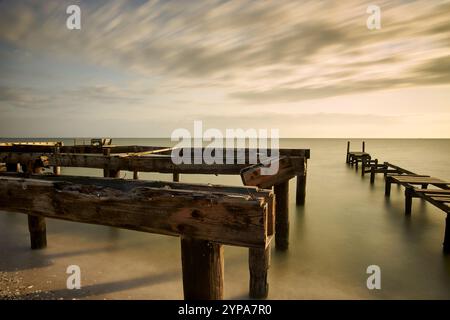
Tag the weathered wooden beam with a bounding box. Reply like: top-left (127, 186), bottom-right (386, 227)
top-left (0, 175), bottom-right (273, 248)
top-left (274, 181), bottom-right (289, 250)
top-left (180, 237), bottom-right (224, 299)
top-left (240, 156), bottom-right (302, 189)
top-left (249, 246), bottom-right (270, 299)
top-left (384, 162), bottom-right (419, 176)
top-left (0, 145), bottom-right (310, 158)
top-left (0, 152), bottom-right (250, 175)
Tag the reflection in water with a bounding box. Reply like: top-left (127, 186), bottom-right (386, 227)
top-left (1, 138), bottom-right (450, 299)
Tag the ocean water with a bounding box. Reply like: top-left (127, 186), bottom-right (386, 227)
top-left (0, 138), bottom-right (449, 299)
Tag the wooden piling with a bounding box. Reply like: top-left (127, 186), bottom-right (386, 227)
top-left (296, 159), bottom-right (307, 205)
top-left (361, 156), bottom-right (367, 177)
top-left (173, 172), bottom-right (180, 182)
top-left (133, 170), bottom-right (139, 180)
top-left (53, 166), bottom-right (61, 175)
top-left (26, 163), bottom-right (47, 249)
top-left (362, 141), bottom-right (365, 152)
top-left (370, 159), bottom-right (378, 184)
top-left (274, 180), bottom-right (289, 250)
top-left (249, 246), bottom-right (270, 299)
top-left (346, 141), bottom-right (350, 164)
top-left (28, 215), bottom-right (47, 249)
top-left (385, 176), bottom-right (392, 196)
top-left (444, 214), bottom-right (450, 254)
top-left (180, 237), bottom-right (224, 300)
top-left (405, 188), bottom-right (413, 215)
top-left (6, 163), bottom-right (19, 172)
top-left (103, 169), bottom-right (120, 178)
top-left (53, 145), bottom-right (61, 175)
top-left (102, 148), bottom-right (119, 178)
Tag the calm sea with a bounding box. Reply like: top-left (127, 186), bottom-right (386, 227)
top-left (1, 138), bottom-right (449, 299)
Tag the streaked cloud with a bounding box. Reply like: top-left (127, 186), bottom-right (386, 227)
top-left (0, 0), bottom-right (449, 137)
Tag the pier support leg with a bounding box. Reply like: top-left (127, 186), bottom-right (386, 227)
top-left (385, 177), bottom-right (392, 197)
top-left (346, 141), bottom-right (350, 164)
top-left (405, 188), bottom-right (413, 215)
top-left (6, 163), bottom-right (19, 172)
top-left (180, 237), bottom-right (224, 300)
top-left (444, 214), bottom-right (450, 254)
top-left (103, 169), bottom-right (120, 178)
top-left (28, 215), bottom-right (47, 250)
top-left (370, 164), bottom-right (376, 184)
top-left (361, 157), bottom-right (368, 177)
top-left (274, 180), bottom-right (289, 251)
top-left (173, 172), bottom-right (180, 182)
top-left (19, 162), bottom-right (47, 249)
top-left (296, 159), bottom-right (307, 205)
top-left (53, 166), bottom-right (61, 175)
top-left (249, 245), bottom-right (270, 299)
top-left (133, 170), bottom-right (139, 180)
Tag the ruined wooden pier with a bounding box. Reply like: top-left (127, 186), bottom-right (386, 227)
top-left (0, 140), bottom-right (310, 299)
top-left (0, 173), bottom-right (274, 299)
top-left (346, 142), bottom-right (450, 253)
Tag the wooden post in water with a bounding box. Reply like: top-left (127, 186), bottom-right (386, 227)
top-left (103, 147), bottom-right (120, 178)
top-left (405, 188), bottom-right (413, 215)
top-left (6, 163), bottom-right (19, 173)
top-left (28, 215), bottom-right (47, 249)
top-left (180, 237), bottom-right (224, 300)
top-left (296, 158), bottom-right (307, 205)
top-left (53, 145), bottom-right (61, 175)
top-left (173, 172), bottom-right (180, 182)
top-left (133, 170), bottom-right (139, 180)
top-left (249, 246), bottom-right (270, 299)
top-left (274, 180), bottom-right (289, 250)
top-left (346, 141), bottom-right (350, 164)
top-left (26, 163), bottom-right (47, 249)
top-left (385, 176), bottom-right (392, 196)
top-left (362, 141), bottom-right (365, 152)
top-left (444, 214), bottom-right (450, 254)
top-left (370, 159), bottom-right (378, 184)
top-left (361, 156), bottom-right (366, 177)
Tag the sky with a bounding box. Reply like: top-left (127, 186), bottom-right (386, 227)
top-left (0, 0), bottom-right (449, 138)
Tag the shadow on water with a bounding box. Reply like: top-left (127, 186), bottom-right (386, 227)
top-left (11, 271), bottom-right (179, 300)
top-left (0, 245), bottom-right (126, 272)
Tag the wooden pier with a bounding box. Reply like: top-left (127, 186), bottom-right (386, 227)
top-left (0, 141), bottom-right (310, 251)
top-left (346, 141), bottom-right (372, 172)
top-left (0, 140), bottom-right (311, 299)
top-left (346, 142), bottom-right (450, 253)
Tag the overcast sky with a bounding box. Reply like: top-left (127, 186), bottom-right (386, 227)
top-left (0, 0), bottom-right (449, 138)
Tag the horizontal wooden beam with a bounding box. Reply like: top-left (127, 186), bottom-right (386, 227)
top-left (0, 145), bottom-right (310, 159)
top-left (0, 151), bottom-right (308, 176)
top-left (0, 175), bottom-right (274, 248)
top-left (383, 162), bottom-right (419, 175)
